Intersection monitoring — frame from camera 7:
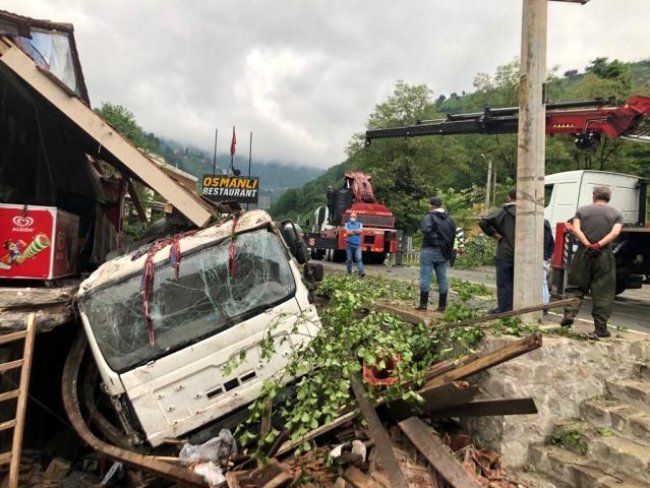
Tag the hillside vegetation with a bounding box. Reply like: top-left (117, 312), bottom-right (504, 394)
top-left (270, 57), bottom-right (650, 233)
top-left (94, 103), bottom-right (323, 205)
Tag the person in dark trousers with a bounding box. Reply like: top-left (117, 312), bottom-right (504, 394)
top-left (416, 197), bottom-right (457, 312)
top-left (479, 188), bottom-right (517, 313)
top-left (344, 211), bottom-right (365, 277)
top-left (542, 219), bottom-right (555, 308)
top-left (561, 186), bottom-right (623, 337)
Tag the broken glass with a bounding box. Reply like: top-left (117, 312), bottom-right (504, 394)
top-left (16, 29), bottom-right (79, 96)
top-left (80, 228), bottom-right (296, 373)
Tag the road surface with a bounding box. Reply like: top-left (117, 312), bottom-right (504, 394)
top-left (320, 261), bottom-right (650, 333)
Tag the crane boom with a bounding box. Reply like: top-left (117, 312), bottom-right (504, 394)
top-left (365, 96), bottom-right (650, 148)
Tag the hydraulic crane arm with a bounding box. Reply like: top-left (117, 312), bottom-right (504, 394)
top-left (365, 96), bottom-right (650, 149)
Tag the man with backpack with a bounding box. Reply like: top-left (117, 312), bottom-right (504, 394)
top-left (416, 197), bottom-right (457, 312)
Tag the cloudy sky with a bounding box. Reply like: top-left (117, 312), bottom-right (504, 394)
top-left (4, 1), bottom-right (648, 169)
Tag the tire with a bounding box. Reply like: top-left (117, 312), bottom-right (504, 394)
top-left (332, 250), bottom-right (346, 263)
top-left (615, 269), bottom-right (629, 295)
top-left (363, 252), bottom-right (386, 265)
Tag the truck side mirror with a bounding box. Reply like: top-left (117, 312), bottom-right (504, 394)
top-left (281, 220), bottom-right (309, 265)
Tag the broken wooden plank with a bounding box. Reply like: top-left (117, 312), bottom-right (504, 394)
top-left (372, 302), bottom-right (430, 326)
top-left (238, 459), bottom-right (292, 488)
top-left (126, 178), bottom-right (149, 223)
top-left (429, 398), bottom-right (538, 417)
top-left (424, 354), bottom-right (480, 382)
top-left (398, 417), bottom-right (481, 488)
top-left (0, 284), bottom-right (77, 309)
top-left (350, 375), bottom-right (409, 488)
top-left (424, 333), bottom-right (542, 389)
top-left (275, 337), bottom-right (538, 458)
top-left (443, 298), bottom-right (579, 329)
top-left (343, 466), bottom-right (385, 488)
top-left (0, 41), bottom-right (213, 227)
top-left (274, 410), bottom-right (357, 458)
top-left (379, 381), bottom-right (479, 421)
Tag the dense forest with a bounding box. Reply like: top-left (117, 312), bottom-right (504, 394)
top-left (269, 57), bottom-right (650, 233)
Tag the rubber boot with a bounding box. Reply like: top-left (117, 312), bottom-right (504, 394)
top-left (415, 291), bottom-right (428, 311)
top-left (436, 293), bottom-right (448, 313)
top-left (594, 324), bottom-right (611, 338)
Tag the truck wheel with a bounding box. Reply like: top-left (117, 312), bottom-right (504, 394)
top-left (332, 250), bottom-right (346, 263)
top-left (364, 252), bottom-right (386, 265)
top-left (615, 268), bottom-right (630, 295)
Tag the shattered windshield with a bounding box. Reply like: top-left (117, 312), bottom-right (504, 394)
top-left (80, 228), bottom-right (296, 372)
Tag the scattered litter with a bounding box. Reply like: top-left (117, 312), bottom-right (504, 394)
top-left (192, 462), bottom-right (226, 486)
top-left (179, 428), bottom-right (238, 465)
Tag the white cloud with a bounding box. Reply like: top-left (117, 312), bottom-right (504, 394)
top-left (3, 0), bottom-right (648, 169)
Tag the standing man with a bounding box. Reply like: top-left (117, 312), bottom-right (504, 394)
top-left (416, 197), bottom-right (457, 312)
top-left (561, 186), bottom-right (623, 337)
top-left (345, 211), bottom-right (365, 277)
top-left (542, 219), bottom-right (555, 306)
top-left (479, 188), bottom-right (517, 313)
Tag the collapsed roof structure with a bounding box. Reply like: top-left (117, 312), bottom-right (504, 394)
top-left (0, 9), bottom-right (213, 271)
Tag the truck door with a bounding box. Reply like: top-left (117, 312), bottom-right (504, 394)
top-left (545, 181), bottom-right (579, 235)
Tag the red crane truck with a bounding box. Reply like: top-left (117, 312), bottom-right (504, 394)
top-left (365, 95), bottom-right (650, 292)
top-left (303, 171), bottom-right (400, 264)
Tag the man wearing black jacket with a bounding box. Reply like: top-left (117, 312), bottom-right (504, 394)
top-left (479, 189), bottom-right (517, 313)
top-left (416, 197), bottom-right (457, 312)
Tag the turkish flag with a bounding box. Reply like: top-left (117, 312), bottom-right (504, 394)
top-left (230, 127), bottom-right (236, 156)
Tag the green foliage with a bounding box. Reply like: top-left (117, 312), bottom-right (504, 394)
top-left (449, 278), bottom-right (492, 301)
top-left (549, 422), bottom-right (588, 455)
top-left (455, 234), bottom-right (496, 269)
top-left (95, 102), bottom-right (153, 150)
top-left (231, 274), bottom-right (484, 458)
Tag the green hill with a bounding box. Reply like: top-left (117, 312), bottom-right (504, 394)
top-left (270, 57), bottom-right (650, 232)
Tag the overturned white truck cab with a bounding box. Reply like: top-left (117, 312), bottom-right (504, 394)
top-left (76, 210), bottom-right (321, 447)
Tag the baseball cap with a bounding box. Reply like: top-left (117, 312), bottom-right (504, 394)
top-left (429, 197), bottom-right (442, 206)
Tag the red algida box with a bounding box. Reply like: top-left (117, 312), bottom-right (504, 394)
top-left (0, 204), bottom-right (79, 280)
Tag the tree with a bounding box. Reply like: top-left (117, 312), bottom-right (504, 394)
top-left (95, 102), bottom-right (153, 150)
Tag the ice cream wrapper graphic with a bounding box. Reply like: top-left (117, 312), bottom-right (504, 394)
top-left (20, 233), bottom-right (51, 261)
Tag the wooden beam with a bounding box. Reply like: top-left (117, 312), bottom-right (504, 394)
top-left (0, 43), bottom-right (212, 228)
top-left (429, 398), bottom-right (538, 417)
top-left (126, 178), bottom-right (149, 223)
top-left (372, 302), bottom-right (430, 326)
top-left (379, 381), bottom-right (479, 421)
top-left (424, 333), bottom-right (542, 389)
top-left (343, 466), bottom-right (385, 488)
top-left (398, 417), bottom-right (481, 488)
top-left (442, 298), bottom-right (578, 329)
top-left (350, 375), bottom-right (410, 488)
top-left (274, 409), bottom-right (357, 458)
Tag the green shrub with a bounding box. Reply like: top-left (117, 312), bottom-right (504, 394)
top-left (455, 234), bottom-right (496, 268)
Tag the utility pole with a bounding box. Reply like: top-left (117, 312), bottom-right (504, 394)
top-left (513, 0), bottom-right (547, 315)
top-left (247, 131), bottom-right (253, 210)
top-left (212, 128), bottom-right (218, 175)
top-left (514, 0), bottom-right (590, 316)
top-left (492, 169), bottom-right (497, 208)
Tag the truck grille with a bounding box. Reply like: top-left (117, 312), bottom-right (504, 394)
top-left (358, 215), bottom-right (395, 228)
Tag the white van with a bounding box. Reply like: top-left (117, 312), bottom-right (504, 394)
top-left (76, 210), bottom-right (320, 447)
top-left (544, 170), bottom-right (644, 233)
top-left (544, 170), bottom-right (650, 294)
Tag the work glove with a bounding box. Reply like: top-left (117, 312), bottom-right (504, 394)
top-left (585, 242), bottom-right (602, 257)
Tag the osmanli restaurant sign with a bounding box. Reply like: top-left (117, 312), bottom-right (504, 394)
top-left (201, 175), bottom-right (260, 204)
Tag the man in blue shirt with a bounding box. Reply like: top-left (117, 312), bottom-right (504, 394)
top-left (345, 211), bottom-right (365, 277)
